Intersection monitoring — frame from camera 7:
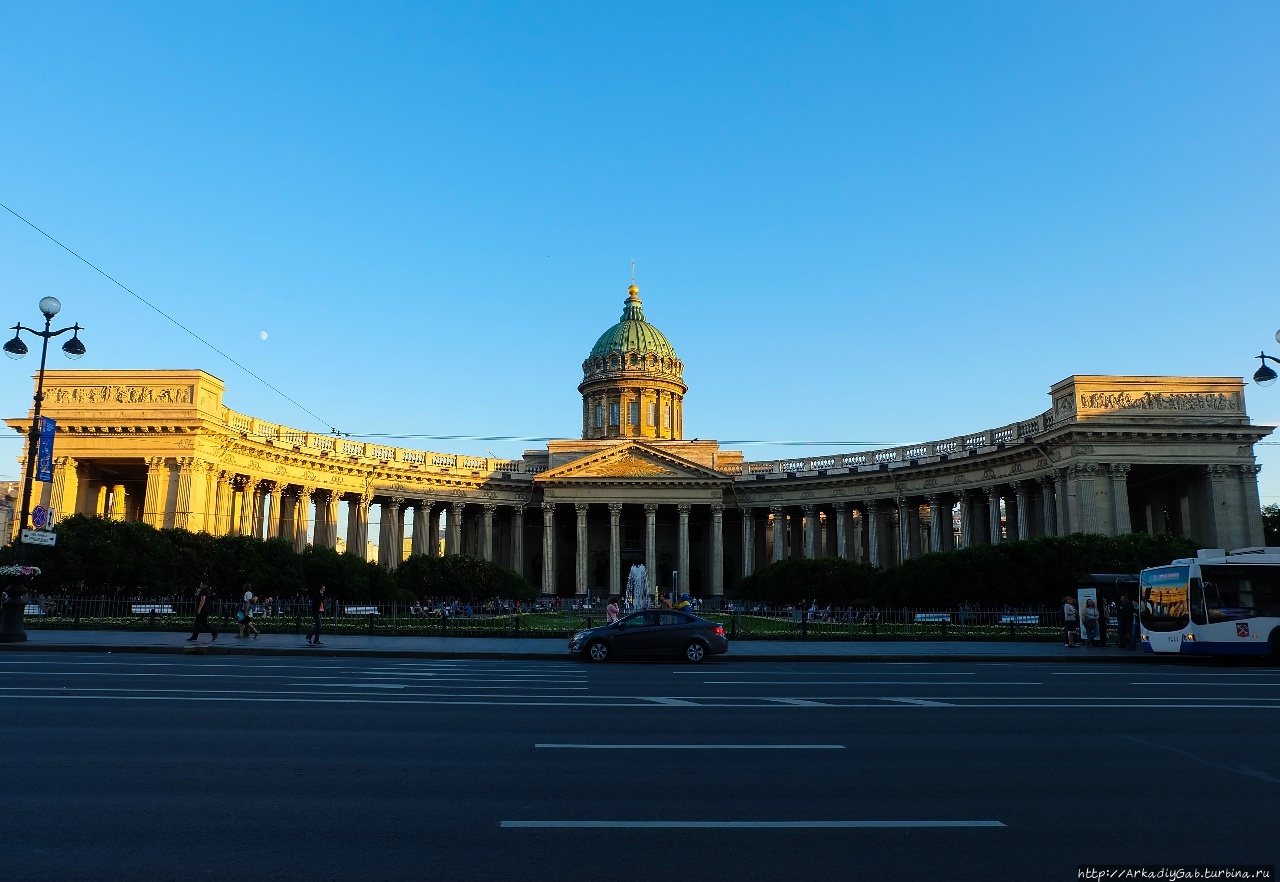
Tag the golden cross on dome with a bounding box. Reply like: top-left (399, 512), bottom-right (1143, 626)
top-left (630, 259), bottom-right (635, 285)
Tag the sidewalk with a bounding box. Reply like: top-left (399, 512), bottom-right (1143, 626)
top-left (0, 629), bottom-right (1151, 663)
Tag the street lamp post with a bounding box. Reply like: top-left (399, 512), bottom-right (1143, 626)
top-left (1251, 330), bottom-right (1280, 387)
top-left (0, 297), bottom-right (86, 642)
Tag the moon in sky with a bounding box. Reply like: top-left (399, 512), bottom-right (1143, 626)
top-left (260, 331), bottom-right (268, 340)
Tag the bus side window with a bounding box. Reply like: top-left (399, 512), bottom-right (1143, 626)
top-left (1189, 578), bottom-right (1208, 626)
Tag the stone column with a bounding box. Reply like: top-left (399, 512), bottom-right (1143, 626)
top-left (172, 458), bottom-right (208, 531)
top-left (1013, 481), bottom-right (1032, 542)
top-left (573, 503), bottom-right (589, 596)
top-left (835, 503), bottom-right (849, 560)
top-left (541, 502), bottom-right (556, 595)
top-left (264, 483), bottom-right (281, 539)
top-left (677, 503), bottom-right (691, 596)
top-left (985, 487), bottom-right (1002, 545)
top-left (410, 501), bottom-right (430, 557)
top-left (955, 490), bottom-right (972, 548)
top-left (608, 503), bottom-right (622, 599)
top-left (239, 482), bottom-right (260, 538)
top-left (1054, 469), bottom-right (1070, 535)
top-left (511, 504), bottom-right (525, 577)
top-left (1205, 465), bottom-right (1235, 549)
top-left (481, 503), bottom-right (496, 562)
top-left (141, 457), bottom-right (166, 527)
top-left (927, 494), bottom-right (947, 553)
top-left (802, 504), bottom-right (817, 559)
top-left (293, 487), bottom-right (313, 553)
top-left (770, 505), bottom-right (786, 563)
top-left (427, 504), bottom-right (442, 557)
top-left (322, 491), bottom-right (341, 549)
top-left (644, 503), bottom-right (658, 595)
top-left (1109, 464), bottom-right (1132, 535)
top-left (866, 500), bottom-right (883, 568)
top-left (741, 507), bottom-right (756, 578)
top-left (1238, 465), bottom-right (1265, 548)
top-left (1039, 476), bottom-right (1056, 538)
top-left (345, 495), bottom-right (368, 559)
top-left (710, 503), bottom-right (724, 597)
top-left (447, 501), bottom-right (464, 556)
top-left (1069, 464), bottom-right (1099, 534)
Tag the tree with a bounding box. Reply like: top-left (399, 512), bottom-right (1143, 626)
top-left (1262, 504), bottom-right (1280, 547)
top-left (740, 558), bottom-right (879, 607)
top-left (394, 554), bottom-right (535, 601)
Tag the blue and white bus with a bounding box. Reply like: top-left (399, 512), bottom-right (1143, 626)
top-left (1139, 548), bottom-right (1280, 657)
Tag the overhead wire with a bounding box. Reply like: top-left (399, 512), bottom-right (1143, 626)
top-left (0, 201), bottom-right (339, 433)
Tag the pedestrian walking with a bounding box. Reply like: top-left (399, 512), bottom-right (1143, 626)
top-left (307, 585), bottom-right (326, 646)
top-left (238, 586), bottom-right (260, 639)
top-left (187, 581), bottom-right (219, 643)
top-left (1116, 593), bottom-right (1134, 649)
top-left (1097, 596), bottom-right (1109, 648)
top-left (1062, 596), bottom-right (1078, 647)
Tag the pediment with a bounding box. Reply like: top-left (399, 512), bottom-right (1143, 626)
top-left (535, 442), bottom-right (729, 484)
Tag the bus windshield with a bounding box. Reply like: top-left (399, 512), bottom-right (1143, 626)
top-left (1140, 566), bottom-right (1190, 632)
top-left (1200, 565), bottom-right (1280, 620)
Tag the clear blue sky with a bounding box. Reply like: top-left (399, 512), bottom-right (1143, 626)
top-left (2, 2), bottom-right (1278, 505)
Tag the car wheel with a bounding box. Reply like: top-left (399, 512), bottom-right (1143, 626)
top-left (684, 641), bottom-right (706, 664)
top-left (586, 640), bottom-right (610, 662)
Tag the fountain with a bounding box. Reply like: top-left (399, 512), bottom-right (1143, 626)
top-left (624, 564), bottom-right (651, 614)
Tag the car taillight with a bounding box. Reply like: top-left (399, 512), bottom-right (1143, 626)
top-left (710, 625), bottom-right (724, 635)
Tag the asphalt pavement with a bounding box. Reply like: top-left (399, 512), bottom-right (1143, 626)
top-left (2, 627), bottom-right (1161, 662)
top-left (1, 652), bottom-right (1277, 881)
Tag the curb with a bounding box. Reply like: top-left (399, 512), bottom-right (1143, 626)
top-left (0, 641), bottom-right (1162, 664)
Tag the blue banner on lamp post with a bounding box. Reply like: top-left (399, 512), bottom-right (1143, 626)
top-left (35, 416), bottom-right (56, 482)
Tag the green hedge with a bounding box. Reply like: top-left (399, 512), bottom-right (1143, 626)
top-left (2, 514), bottom-right (533, 603)
top-left (740, 532), bottom-right (1201, 608)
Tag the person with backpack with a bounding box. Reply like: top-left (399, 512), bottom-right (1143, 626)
top-left (238, 585), bottom-right (260, 639)
top-left (1062, 595), bottom-right (1078, 647)
top-left (306, 585), bottom-right (326, 646)
top-left (187, 581), bottom-right (219, 643)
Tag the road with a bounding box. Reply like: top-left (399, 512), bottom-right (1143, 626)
top-left (1, 652), bottom-right (1277, 881)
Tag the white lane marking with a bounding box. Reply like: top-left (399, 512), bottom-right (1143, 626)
top-left (284, 683), bottom-right (588, 690)
top-left (884, 698), bottom-right (953, 707)
top-left (1130, 682), bottom-right (1280, 687)
top-left (1053, 671), bottom-right (1280, 677)
top-left (671, 670), bottom-right (975, 675)
top-left (3, 693), bottom-right (1279, 709)
top-left (1118, 735), bottom-right (1280, 785)
top-left (644, 697), bottom-right (698, 706)
top-left (501, 820), bottom-right (1006, 829)
top-left (703, 681), bottom-right (1042, 686)
top-left (535, 744), bottom-right (845, 749)
top-left (764, 698), bottom-right (830, 706)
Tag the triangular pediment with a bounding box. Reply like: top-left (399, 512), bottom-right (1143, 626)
top-left (535, 442), bottom-right (729, 484)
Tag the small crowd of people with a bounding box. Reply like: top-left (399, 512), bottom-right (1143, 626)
top-left (1061, 593), bottom-right (1138, 649)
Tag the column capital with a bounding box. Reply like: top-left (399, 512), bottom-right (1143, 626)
top-left (1109, 463), bottom-right (1131, 478)
top-left (449, 499), bottom-right (465, 513)
top-left (710, 502), bottom-right (724, 516)
top-left (983, 485), bottom-right (1000, 501)
top-left (607, 502), bottom-right (624, 516)
top-left (482, 502), bottom-right (497, 514)
top-left (144, 456), bottom-right (165, 471)
top-left (1037, 475), bottom-right (1053, 489)
top-left (1009, 479), bottom-right (1029, 492)
top-left (643, 503), bottom-right (658, 515)
top-left (1071, 462), bottom-right (1099, 478)
top-left (386, 494), bottom-right (404, 507)
top-left (1237, 464), bottom-right (1262, 478)
top-left (574, 502), bottom-right (589, 515)
top-left (677, 502), bottom-right (691, 515)
top-left (769, 504), bottom-right (784, 516)
top-left (542, 501), bottom-right (556, 515)
top-left (865, 499), bottom-right (881, 512)
top-left (801, 503), bottom-right (816, 515)
top-left (924, 493), bottom-right (944, 506)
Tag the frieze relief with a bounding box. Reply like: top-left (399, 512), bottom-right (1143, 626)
top-left (1078, 390), bottom-right (1241, 413)
top-left (46, 385), bottom-right (194, 406)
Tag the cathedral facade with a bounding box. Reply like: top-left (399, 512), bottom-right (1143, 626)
top-left (6, 282), bottom-right (1271, 600)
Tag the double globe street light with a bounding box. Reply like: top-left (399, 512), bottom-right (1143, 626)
top-left (1, 296), bottom-right (86, 642)
top-left (1253, 330), bottom-right (1280, 387)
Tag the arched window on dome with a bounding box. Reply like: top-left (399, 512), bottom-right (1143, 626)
top-left (647, 402), bottom-right (657, 427)
top-left (594, 405), bottom-right (603, 429)
top-left (610, 402), bottom-right (620, 427)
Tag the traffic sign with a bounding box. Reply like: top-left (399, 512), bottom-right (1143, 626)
top-left (20, 529), bottom-right (56, 547)
top-left (31, 505), bottom-right (47, 529)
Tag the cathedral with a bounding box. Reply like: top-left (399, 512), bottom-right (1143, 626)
top-left (6, 281), bottom-right (1271, 601)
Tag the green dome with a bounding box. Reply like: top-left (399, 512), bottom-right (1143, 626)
top-left (588, 285), bottom-right (678, 361)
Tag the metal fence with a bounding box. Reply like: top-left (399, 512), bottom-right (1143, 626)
top-left (14, 597), bottom-right (1069, 641)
